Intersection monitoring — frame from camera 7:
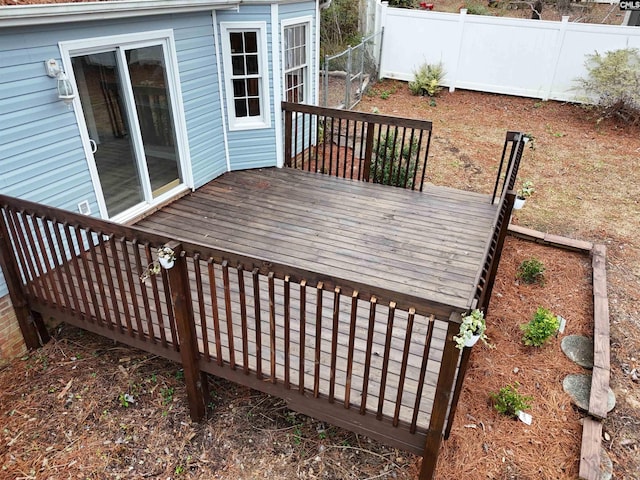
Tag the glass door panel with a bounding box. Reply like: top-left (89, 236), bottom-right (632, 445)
top-left (72, 52), bottom-right (144, 217)
top-left (125, 45), bottom-right (181, 198)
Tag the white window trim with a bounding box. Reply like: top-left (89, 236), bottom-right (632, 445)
top-left (59, 30), bottom-right (193, 222)
top-left (220, 21), bottom-right (271, 131)
top-left (281, 16), bottom-right (313, 105)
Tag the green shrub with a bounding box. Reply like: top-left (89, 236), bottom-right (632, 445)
top-left (517, 257), bottom-right (545, 285)
top-left (409, 62), bottom-right (445, 97)
top-left (388, 0), bottom-right (415, 7)
top-left (576, 48), bottom-right (640, 125)
top-left (464, 2), bottom-right (492, 15)
top-left (490, 383), bottom-right (533, 418)
top-left (521, 307), bottom-right (560, 347)
top-left (370, 134), bottom-right (418, 188)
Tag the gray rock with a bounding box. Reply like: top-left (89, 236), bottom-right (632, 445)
top-left (600, 446), bottom-right (613, 480)
top-left (562, 374), bottom-right (616, 413)
top-left (561, 335), bottom-right (594, 369)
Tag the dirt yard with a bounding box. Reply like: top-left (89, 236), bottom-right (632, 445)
top-left (1, 84), bottom-right (639, 479)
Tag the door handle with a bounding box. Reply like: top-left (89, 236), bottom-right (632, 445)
top-left (89, 139), bottom-right (97, 154)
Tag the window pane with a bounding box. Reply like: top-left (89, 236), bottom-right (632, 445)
top-left (235, 98), bottom-right (247, 117)
top-left (247, 78), bottom-right (259, 96)
top-left (244, 32), bottom-right (257, 53)
top-left (232, 55), bottom-right (245, 76)
top-left (230, 33), bottom-right (243, 53)
top-left (246, 55), bottom-right (258, 75)
top-left (248, 97), bottom-right (260, 116)
top-left (233, 79), bottom-right (246, 97)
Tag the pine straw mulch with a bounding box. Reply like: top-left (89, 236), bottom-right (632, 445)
top-left (0, 236), bottom-right (593, 479)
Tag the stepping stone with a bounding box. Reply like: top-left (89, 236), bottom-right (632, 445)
top-left (562, 374), bottom-right (616, 413)
top-left (600, 446), bottom-right (613, 480)
top-left (561, 335), bottom-right (594, 369)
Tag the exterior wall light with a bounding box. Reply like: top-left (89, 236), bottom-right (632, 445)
top-left (44, 58), bottom-right (76, 105)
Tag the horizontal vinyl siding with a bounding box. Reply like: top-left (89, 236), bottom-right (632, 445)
top-left (217, 5), bottom-right (278, 171)
top-left (0, 11), bottom-right (228, 298)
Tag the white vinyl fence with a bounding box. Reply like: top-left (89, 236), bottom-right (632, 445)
top-left (375, 2), bottom-right (640, 102)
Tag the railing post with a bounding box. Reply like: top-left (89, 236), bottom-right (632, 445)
top-left (0, 209), bottom-right (42, 350)
top-left (164, 241), bottom-right (207, 421)
top-left (283, 106), bottom-right (293, 168)
top-left (419, 315), bottom-right (461, 480)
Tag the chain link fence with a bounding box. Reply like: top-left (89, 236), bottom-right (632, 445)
top-left (321, 30), bottom-right (383, 110)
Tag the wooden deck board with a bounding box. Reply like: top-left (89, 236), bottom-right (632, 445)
top-left (137, 168), bottom-right (498, 310)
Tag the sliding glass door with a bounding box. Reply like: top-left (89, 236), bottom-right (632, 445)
top-left (71, 41), bottom-right (183, 219)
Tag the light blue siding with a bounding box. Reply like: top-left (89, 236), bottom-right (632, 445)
top-left (0, 12), bottom-right (227, 297)
top-left (217, 5), bottom-right (278, 171)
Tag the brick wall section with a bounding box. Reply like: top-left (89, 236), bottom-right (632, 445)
top-left (0, 294), bottom-right (27, 363)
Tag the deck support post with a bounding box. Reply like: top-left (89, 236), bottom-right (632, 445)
top-left (419, 315), bottom-right (463, 480)
top-left (283, 107), bottom-right (293, 167)
top-left (165, 241), bottom-right (207, 422)
top-left (0, 210), bottom-right (42, 350)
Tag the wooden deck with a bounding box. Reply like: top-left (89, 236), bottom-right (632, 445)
top-left (137, 167), bottom-right (498, 312)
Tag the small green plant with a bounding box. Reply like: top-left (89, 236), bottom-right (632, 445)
top-left (409, 61), bottom-right (445, 97)
top-left (521, 307), bottom-right (560, 347)
top-left (516, 180), bottom-right (535, 199)
top-left (575, 48), bottom-right (640, 125)
top-left (175, 465), bottom-right (185, 475)
top-left (370, 135), bottom-right (419, 188)
top-left (453, 309), bottom-right (490, 350)
top-left (517, 257), bottom-right (545, 284)
top-left (490, 383), bottom-right (533, 418)
top-left (175, 369), bottom-right (184, 381)
top-left (464, 2), bottom-right (492, 15)
top-left (161, 387), bottom-right (175, 406)
top-left (380, 90), bottom-right (391, 100)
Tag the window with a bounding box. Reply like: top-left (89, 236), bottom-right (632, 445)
top-left (282, 21), bottom-right (310, 103)
top-left (221, 23), bottom-right (270, 130)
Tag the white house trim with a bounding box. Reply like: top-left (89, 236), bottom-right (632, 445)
top-left (0, 0), bottom-right (239, 27)
top-left (59, 30), bottom-right (193, 222)
top-left (220, 21), bottom-right (272, 131)
top-left (271, 4), bottom-right (284, 168)
top-left (212, 11), bottom-right (233, 172)
top-left (280, 15), bottom-right (313, 105)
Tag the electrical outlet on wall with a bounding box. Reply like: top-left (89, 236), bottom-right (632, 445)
top-left (77, 200), bottom-right (91, 215)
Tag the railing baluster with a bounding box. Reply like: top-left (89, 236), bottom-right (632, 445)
top-left (110, 237), bottom-right (132, 335)
top-left (146, 244), bottom-right (166, 345)
top-left (395, 127), bottom-right (408, 187)
top-left (394, 308), bottom-right (415, 426)
top-left (7, 210), bottom-right (39, 300)
top-left (88, 229), bottom-right (112, 330)
top-left (411, 314), bottom-right (436, 433)
top-left (377, 302), bottom-right (396, 420)
top-left (209, 259), bottom-right (223, 365)
top-left (252, 268), bottom-right (263, 379)
top-left (321, 115), bottom-right (328, 174)
top-left (121, 238), bottom-right (145, 340)
top-left (100, 233), bottom-right (122, 333)
top-left (344, 290), bottom-right (358, 409)
top-left (301, 114), bottom-right (307, 171)
top-left (298, 279), bottom-right (307, 394)
top-left (194, 254), bottom-right (208, 358)
top-left (313, 281), bottom-right (323, 398)
top-left (419, 129), bottom-right (432, 192)
top-left (237, 264), bottom-right (249, 374)
top-left (268, 272), bottom-right (277, 384)
top-left (413, 129), bottom-right (425, 190)
top-left (358, 120), bottom-right (367, 180)
top-left (360, 296), bottom-right (377, 415)
top-left (27, 215), bottom-right (54, 306)
top-left (221, 260), bottom-right (235, 369)
top-left (329, 286), bottom-right (341, 403)
top-left (134, 241), bottom-right (155, 341)
top-left (328, 117), bottom-right (335, 176)
top-left (73, 225), bottom-right (102, 325)
top-left (40, 217), bottom-right (66, 312)
top-left (284, 275), bottom-right (291, 389)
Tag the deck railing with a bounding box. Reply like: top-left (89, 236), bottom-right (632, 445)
top-left (0, 193), bottom-right (467, 480)
top-left (282, 102), bottom-right (433, 191)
